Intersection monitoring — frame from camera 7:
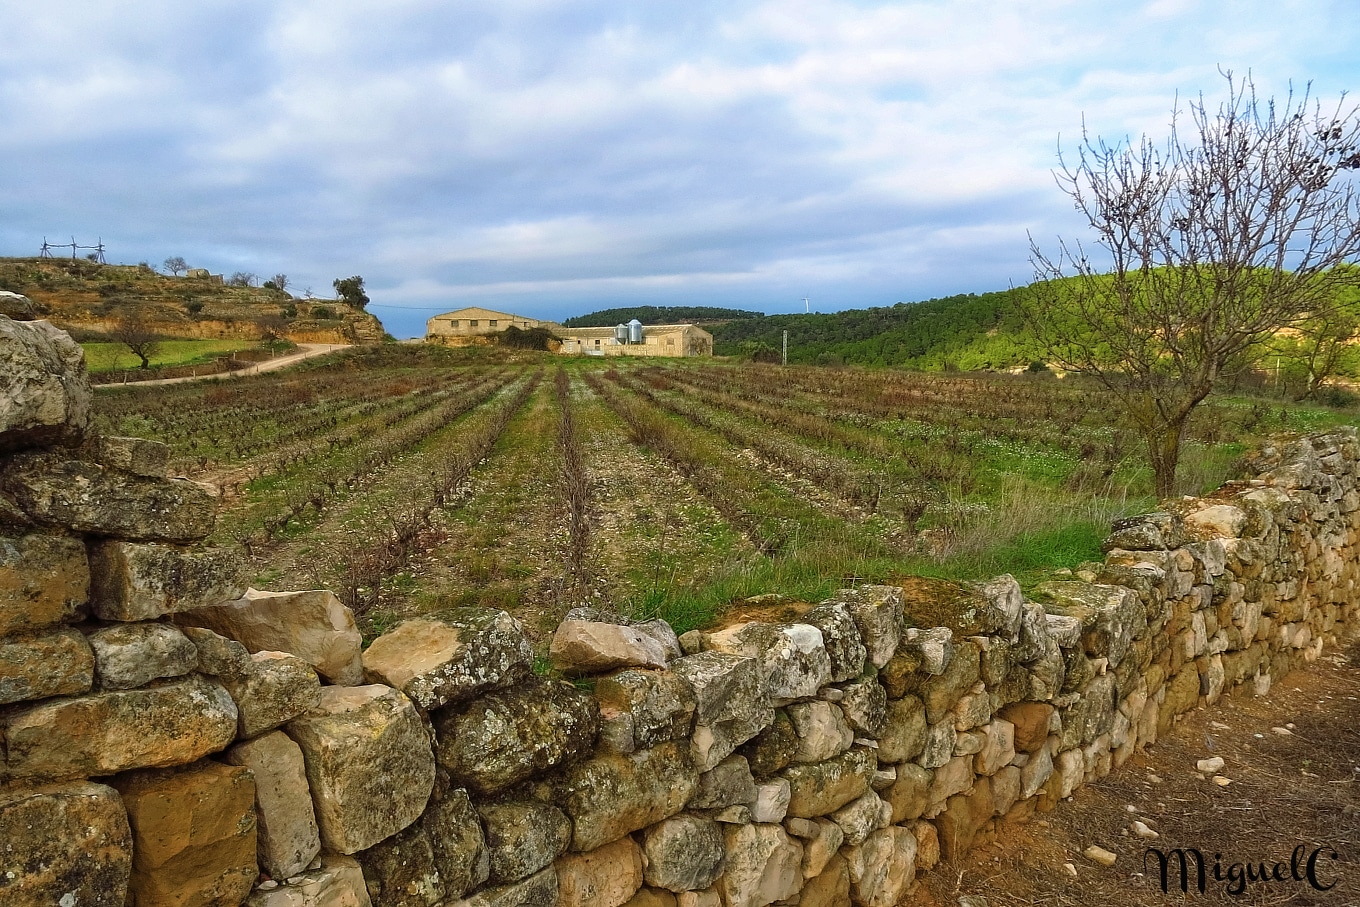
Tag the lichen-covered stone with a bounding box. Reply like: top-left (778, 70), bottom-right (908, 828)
top-left (800, 601), bottom-right (867, 682)
top-left (93, 435), bottom-right (170, 478)
top-left (642, 815), bottom-right (725, 892)
top-left (690, 753), bottom-right (758, 809)
top-left (356, 822), bottom-right (443, 907)
top-left (671, 651), bottom-right (772, 772)
top-left (830, 790), bottom-right (890, 847)
top-left (458, 866), bottom-right (559, 907)
top-left (920, 639), bottom-right (980, 724)
top-left (705, 621), bottom-right (831, 703)
top-left (421, 787), bottom-right (489, 900)
top-left (89, 540), bottom-right (244, 621)
top-left (0, 451), bottom-right (216, 541)
top-left (781, 747), bottom-right (876, 818)
top-left (0, 780), bottom-right (131, 907)
top-left (883, 763), bottom-right (933, 823)
top-left (2, 673), bottom-right (238, 783)
top-left (550, 618), bottom-right (669, 674)
top-left (363, 608), bottom-right (534, 710)
top-left (479, 799), bottom-right (572, 884)
top-left (182, 587), bottom-right (364, 685)
top-left (0, 315), bottom-right (90, 452)
top-left (113, 760), bottom-right (258, 907)
top-left (556, 741), bottom-right (699, 852)
top-left (224, 730), bottom-right (321, 880)
top-left (87, 621), bottom-right (198, 690)
top-left (718, 823), bottom-right (802, 907)
top-left (556, 837), bottom-right (646, 907)
top-left (738, 708), bottom-right (799, 777)
top-left (285, 684), bottom-right (435, 854)
top-left (830, 585), bottom-right (905, 668)
top-left (837, 678), bottom-right (886, 737)
top-left (433, 677), bottom-right (598, 796)
top-left (244, 854), bottom-right (372, 907)
top-left (222, 651), bottom-right (322, 738)
top-left (0, 626), bottom-right (93, 706)
top-left (876, 694), bottom-right (927, 764)
top-left (0, 532), bottom-right (88, 635)
top-left (842, 826), bottom-right (917, 907)
top-left (786, 700), bottom-right (854, 763)
top-left (1037, 581), bottom-right (1146, 667)
top-left (181, 625), bottom-right (252, 676)
top-left (595, 668), bottom-right (696, 753)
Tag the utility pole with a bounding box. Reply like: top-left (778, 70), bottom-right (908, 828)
top-left (782, 330), bottom-right (788, 366)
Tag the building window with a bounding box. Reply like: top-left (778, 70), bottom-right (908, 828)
top-left (595, 339), bottom-right (601, 348)
top-left (469, 320), bottom-right (479, 327)
top-left (666, 338), bottom-right (675, 346)
top-left (449, 320), bottom-right (459, 328)
top-left (489, 320), bottom-right (498, 327)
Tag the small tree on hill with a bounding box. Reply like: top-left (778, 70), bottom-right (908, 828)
top-left (332, 276), bottom-right (369, 310)
top-left (163, 256), bottom-right (188, 276)
top-left (1025, 71), bottom-right (1360, 498)
top-left (111, 315), bottom-right (161, 369)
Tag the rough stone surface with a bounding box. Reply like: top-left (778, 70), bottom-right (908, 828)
top-left (285, 684), bottom-right (435, 854)
top-left (796, 853), bottom-right (849, 907)
top-left (183, 587), bottom-right (364, 685)
top-left (433, 677), bottom-right (598, 796)
top-left (550, 618), bottom-right (669, 674)
top-left (0, 780), bottom-right (132, 907)
top-left (838, 678), bottom-right (887, 737)
top-left (883, 763), bottom-right (933, 823)
top-left (222, 651), bottom-right (322, 738)
top-left (595, 668), bottom-right (696, 753)
top-left (641, 815), bottom-right (726, 892)
top-left (182, 625), bottom-right (252, 677)
top-left (458, 866), bottom-right (558, 907)
top-left (479, 799), bottom-right (572, 884)
top-left (705, 621), bottom-right (831, 702)
top-left (0, 532), bottom-right (88, 635)
top-left (782, 747), bottom-right (876, 818)
top-left (998, 701), bottom-right (1055, 753)
top-left (0, 315), bottom-right (91, 452)
top-left (422, 788), bottom-right (489, 900)
top-left (830, 790), bottom-right (890, 847)
top-left (671, 651), bottom-right (772, 771)
top-left (876, 694), bottom-right (928, 764)
top-left (89, 540), bottom-right (244, 621)
top-left (363, 608), bottom-right (534, 710)
top-left (244, 854), bottom-right (372, 907)
top-left (1038, 581), bottom-right (1146, 667)
top-left (834, 585), bottom-right (904, 668)
top-left (690, 753), bottom-right (758, 809)
top-left (556, 741), bottom-right (699, 852)
top-left (2, 673), bottom-right (238, 782)
top-left (718, 823), bottom-right (803, 907)
top-left (738, 709), bottom-right (799, 777)
top-left (0, 450), bottom-right (216, 541)
top-left (800, 601), bottom-right (867, 682)
top-left (556, 837), bottom-right (646, 907)
top-left (87, 621), bottom-right (198, 690)
top-left (94, 435), bottom-right (170, 478)
top-left (787, 700), bottom-right (854, 763)
top-left (224, 730), bottom-right (321, 880)
top-left (842, 826), bottom-right (917, 907)
top-left (0, 290), bottom-right (36, 320)
top-left (751, 779), bottom-right (791, 824)
top-left (921, 640), bottom-right (980, 724)
top-left (356, 823), bottom-right (443, 907)
top-left (113, 760), bottom-right (258, 907)
top-left (0, 626), bottom-right (93, 706)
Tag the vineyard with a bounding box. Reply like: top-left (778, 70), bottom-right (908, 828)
top-left (92, 345), bottom-right (1353, 643)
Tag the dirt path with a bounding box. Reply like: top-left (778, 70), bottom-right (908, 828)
top-left (918, 640), bottom-right (1360, 906)
top-left (114, 343), bottom-right (349, 386)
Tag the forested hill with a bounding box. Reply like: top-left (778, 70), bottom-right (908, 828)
top-left (561, 305), bottom-right (765, 327)
top-left (710, 288), bottom-right (1036, 369)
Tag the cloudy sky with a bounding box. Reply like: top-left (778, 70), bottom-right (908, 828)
top-left (3, 1), bottom-right (1358, 338)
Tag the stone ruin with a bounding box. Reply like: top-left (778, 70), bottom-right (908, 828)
top-left (2, 309), bottom-right (1357, 907)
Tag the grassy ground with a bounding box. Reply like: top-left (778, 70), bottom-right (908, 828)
top-left (82, 339), bottom-right (258, 373)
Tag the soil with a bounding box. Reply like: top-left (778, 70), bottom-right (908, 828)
top-left (916, 639), bottom-right (1360, 907)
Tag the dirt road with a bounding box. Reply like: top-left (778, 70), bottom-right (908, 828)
top-left (108, 343), bottom-right (350, 386)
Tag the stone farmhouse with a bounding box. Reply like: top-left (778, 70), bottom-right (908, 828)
top-left (426, 307), bottom-right (714, 357)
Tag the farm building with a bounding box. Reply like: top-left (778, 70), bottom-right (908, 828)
top-left (426, 307), bottom-right (560, 343)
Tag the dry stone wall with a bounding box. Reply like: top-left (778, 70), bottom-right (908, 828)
top-left (2, 309), bottom-right (1358, 907)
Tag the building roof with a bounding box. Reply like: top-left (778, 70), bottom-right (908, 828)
top-left (560, 323), bottom-right (704, 338)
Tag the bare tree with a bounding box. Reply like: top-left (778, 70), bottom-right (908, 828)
top-left (163, 256), bottom-right (188, 276)
top-left (271, 273), bottom-right (289, 292)
top-left (227, 271), bottom-right (257, 287)
top-left (1026, 71), bottom-right (1360, 497)
top-left (111, 315), bottom-right (162, 369)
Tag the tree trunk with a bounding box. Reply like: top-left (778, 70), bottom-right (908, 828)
top-left (1147, 418), bottom-right (1186, 500)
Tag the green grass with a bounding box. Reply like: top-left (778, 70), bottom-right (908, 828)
top-left (82, 339), bottom-right (257, 373)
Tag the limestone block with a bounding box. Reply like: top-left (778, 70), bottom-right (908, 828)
top-left (936, 776), bottom-right (993, 860)
top-left (883, 763), bottom-right (933, 823)
top-left (782, 747), bottom-right (875, 818)
top-left (785, 816), bottom-right (842, 880)
top-left (991, 764), bottom-right (1023, 816)
top-left (1058, 673), bottom-right (1118, 750)
top-left (676, 889), bottom-right (720, 907)
top-left (897, 625), bottom-right (955, 677)
top-left (434, 677), bottom-right (598, 796)
top-left (786, 700), bottom-right (854, 763)
top-left (998, 701), bottom-right (1055, 753)
top-left (556, 836), bottom-right (646, 907)
top-left (0, 626), bottom-right (93, 706)
top-left (0, 780), bottom-right (131, 907)
top-left (671, 651), bottom-right (772, 772)
top-left (1019, 745), bottom-right (1054, 800)
top-left (975, 719), bottom-right (1016, 775)
top-left (953, 730), bottom-right (984, 756)
top-left (796, 854), bottom-right (849, 907)
top-left (422, 788), bottom-right (489, 900)
top-left (719, 823), bottom-right (802, 907)
top-left (928, 755), bottom-right (975, 809)
top-left (876, 694), bottom-right (927, 764)
top-left (222, 651), bottom-right (322, 738)
top-left (0, 532), bottom-right (88, 635)
top-left (113, 760), bottom-right (258, 907)
top-left (0, 290), bottom-right (35, 319)
top-left (356, 823), bottom-right (443, 907)
top-left (832, 585), bottom-right (905, 668)
top-left (87, 621), bottom-right (198, 690)
top-left (918, 718), bottom-right (956, 769)
top-left (1185, 503), bottom-right (1248, 538)
top-left (479, 799), bottom-right (571, 884)
top-left (951, 681), bottom-right (992, 731)
top-left (830, 791), bottom-right (890, 847)
top-left (2, 673), bottom-right (237, 783)
top-left (920, 639), bottom-right (980, 724)
top-left (595, 668), bottom-right (696, 752)
top-left (1037, 582), bottom-right (1147, 668)
top-left (837, 678), bottom-right (886, 736)
top-left (800, 601), bottom-right (867, 681)
top-left (911, 819), bottom-right (940, 871)
top-left (285, 684), bottom-right (435, 854)
top-left (1013, 602), bottom-right (1052, 662)
top-left (245, 854), bottom-right (372, 907)
top-left (89, 540), bottom-right (245, 621)
top-left (976, 574), bottom-right (1026, 638)
top-left (224, 731), bottom-right (321, 880)
top-left (550, 618), bottom-right (669, 674)
top-left (625, 889), bottom-right (678, 907)
top-left (557, 741), bottom-right (699, 852)
top-left (1045, 614), bottom-right (1083, 648)
top-left (1055, 748), bottom-right (1084, 798)
top-left (0, 451), bottom-right (215, 541)
top-left (738, 709), bottom-right (798, 777)
top-left (842, 826), bottom-right (917, 907)
top-left (455, 865), bottom-right (557, 907)
top-left (751, 779), bottom-right (790, 823)
top-left (0, 315), bottom-right (90, 452)
top-left (92, 435), bottom-right (169, 478)
top-left (182, 625), bottom-right (252, 676)
top-left (642, 815), bottom-right (726, 892)
top-left (183, 587), bottom-right (364, 685)
top-left (363, 608), bottom-right (534, 709)
top-left (690, 753), bottom-right (757, 809)
top-left (705, 621), bottom-right (831, 703)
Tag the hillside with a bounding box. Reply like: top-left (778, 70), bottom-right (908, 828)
top-left (711, 288), bottom-right (1036, 369)
top-left (0, 257), bottom-right (386, 345)
top-left (562, 305), bottom-right (764, 327)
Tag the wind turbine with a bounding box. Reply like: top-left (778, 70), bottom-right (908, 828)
top-left (802, 297), bottom-right (810, 313)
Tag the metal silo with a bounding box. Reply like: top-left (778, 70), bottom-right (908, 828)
top-left (627, 319), bottom-right (643, 344)
top-left (614, 324), bottom-right (629, 344)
